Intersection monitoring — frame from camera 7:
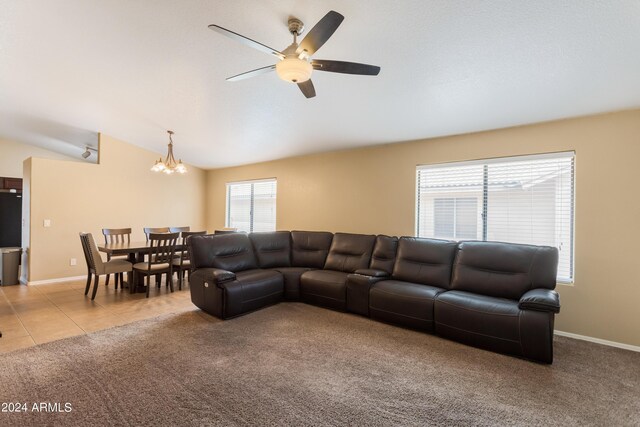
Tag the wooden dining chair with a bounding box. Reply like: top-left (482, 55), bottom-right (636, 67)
top-left (143, 227), bottom-right (170, 285)
top-left (79, 232), bottom-right (132, 300)
top-left (143, 227), bottom-right (170, 242)
top-left (102, 227), bottom-right (131, 288)
top-left (133, 232), bottom-right (179, 297)
top-left (173, 230), bottom-right (206, 290)
top-left (169, 226), bottom-right (190, 234)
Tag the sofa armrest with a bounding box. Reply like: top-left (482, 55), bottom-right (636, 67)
top-left (519, 289), bottom-right (560, 313)
top-left (193, 268), bottom-right (236, 287)
top-left (354, 268), bottom-right (390, 278)
top-left (212, 269), bottom-right (236, 285)
top-left (346, 273), bottom-right (389, 316)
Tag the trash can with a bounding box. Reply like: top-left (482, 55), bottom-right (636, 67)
top-left (0, 247), bottom-right (22, 286)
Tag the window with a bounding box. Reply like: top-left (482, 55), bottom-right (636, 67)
top-left (434, 197), bottom-right (478, 239)
top-left (226, 179), bottom-right (277, 233)
top-left (417, 152), bottom-right (575, 282)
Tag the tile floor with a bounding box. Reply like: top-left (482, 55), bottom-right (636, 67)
top-left (0, 276), bottom-right (200, 354)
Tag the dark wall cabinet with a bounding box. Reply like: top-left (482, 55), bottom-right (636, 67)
top-left (3, 178), bottom-right (22, 191)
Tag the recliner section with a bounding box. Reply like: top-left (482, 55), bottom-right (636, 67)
top-left (300, 232), bottom-right (376, 310)
top-left (189, 231), bottom-right (560, 363)
top-left (368, 237), bottom-right (458, 332)
top-left (190, 233), bottom-right (284, 318)
top-left (435, 241), bottom-right (560, 362)
top-left (249, 231), bottom-right (308, 301)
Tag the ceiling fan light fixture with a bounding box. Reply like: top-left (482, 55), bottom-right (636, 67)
top-left (276, 56), bottom-right (312, 83)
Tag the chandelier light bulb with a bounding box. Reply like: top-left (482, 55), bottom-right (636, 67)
top-left (176, 160), bottom-right (187, 174)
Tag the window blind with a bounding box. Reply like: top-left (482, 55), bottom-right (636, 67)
top-left (417, 152), bottom-right (575, 282)
top-left (226, 179), bottom-right (277, 233)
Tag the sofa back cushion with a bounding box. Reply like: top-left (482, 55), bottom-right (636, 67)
top-left (189, 233), bottom-right (258, 272)
top-left (451, 241), bottom-right (558, 300)
top-left (392, 237), bottom-right (458, 288)
top-left (249, 231), bottom-right (291, 268)
top-left (324, 233), bottom-right (376, 273)
top-left (369, 235), bottom-right (398, 274)
top-left (291, 231), bottom-right (334, 268)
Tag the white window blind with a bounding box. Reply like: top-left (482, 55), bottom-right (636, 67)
top-left (226, 179), bottom-right (277, 233)
top-left (417, 152), bottom-right (575, 282)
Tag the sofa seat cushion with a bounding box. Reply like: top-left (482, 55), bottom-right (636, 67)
top-left (133, 262), bottom-right (170, 272)
top-left (172, 259), bottom-right (190, 268)
top-left (219, 269), bottom-right (284, 318)
top-left (271, 267), bottom-right (312, 301)
top-left (300, 269), bottom-right (349, 311)
top-left (369, 280), bottom-right (445, 331)
top-left (434, 290), bottom-right (523, 356)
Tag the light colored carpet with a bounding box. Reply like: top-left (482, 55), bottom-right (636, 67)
top-left (0, 303), bottom-right (638, 426)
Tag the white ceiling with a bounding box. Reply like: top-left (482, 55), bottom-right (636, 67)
top-left (1, 0), bottom-right (639, 169)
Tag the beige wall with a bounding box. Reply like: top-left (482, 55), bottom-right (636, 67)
top-left (0, 138), bottom-right (75, 178)
top-left (206, 110), bottom-right (640, 347)
top-left (27, 134), bottom-right (206, 281)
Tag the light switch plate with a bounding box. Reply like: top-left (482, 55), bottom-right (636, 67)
top-left (43, 219), bottom-right (51, 227)
top-left (70, 258), bottom-right (77, 266)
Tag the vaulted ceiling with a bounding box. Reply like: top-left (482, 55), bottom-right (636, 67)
top-left (1, 1), bottom-right (639, 168)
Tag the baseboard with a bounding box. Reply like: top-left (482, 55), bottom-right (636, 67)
top-left (27, 275), bottom-right (86, 286)
top-left (555, 330), bottom-right (640, 353)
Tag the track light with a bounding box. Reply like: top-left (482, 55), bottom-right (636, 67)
top-left (82, 146), bottom-right (97, 159)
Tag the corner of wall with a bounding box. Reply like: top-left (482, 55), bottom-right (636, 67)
top-left (21, 157), bottom-right (32, 283)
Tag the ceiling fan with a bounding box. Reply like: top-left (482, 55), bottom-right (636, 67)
top-left (208, 10), bottom-right (381, 98)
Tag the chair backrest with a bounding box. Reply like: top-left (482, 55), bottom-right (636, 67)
top-left (324, 232), bottom-right (376, 273)
top-left (181, 230), bottom-right (206, 244)
top-left (249, 231), bottom-right (292, 268)
top-left (450, 241), bottom-right (558, 300)
top-left (290, 231), bottom-right (334, 268)
top-left (147, 232), bottom-right (179, 268)
top-left (369, 235), bottom-right (399, 274)
top-left (179, 231), bottom-right (207, 267)
top-left (169, 226), bottom-right (190, 234)
top-left (79, 232), bottom-right (104, 273)
top-left (189, 233), bottom-right (258, 272)
top-left (391, 237), bottom-right (458, 288)
top-left (102, 228), bottom-right (131, 245)
top-left (144, 227), bottom-right (170, 242)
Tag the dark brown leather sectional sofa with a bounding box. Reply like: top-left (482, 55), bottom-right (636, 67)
top-left (188, 231), bottom-right (561, 363)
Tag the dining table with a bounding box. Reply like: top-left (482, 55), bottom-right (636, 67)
top-left (98, 241), bottom-right (184, 293)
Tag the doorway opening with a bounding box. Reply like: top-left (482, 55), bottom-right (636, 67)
top-left (0, 177), bottom-right (23, 247)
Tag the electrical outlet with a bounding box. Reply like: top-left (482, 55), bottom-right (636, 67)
top-left (70, 258), bottom-right (77, 266)
top-left (43, 219), bottom-right (51, 227)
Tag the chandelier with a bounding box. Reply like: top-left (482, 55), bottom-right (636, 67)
top-left (151, 130), bottom-right (187, 174)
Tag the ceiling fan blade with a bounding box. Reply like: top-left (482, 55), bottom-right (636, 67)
top-left (208, 24), bottom-right (285, 60)
top-left (227, 65), bottom-right (276, 82)
top-left (297, 11), bottom-right (344, 56)
top-left (297, 80), bottom-right (316, 98)
top-left (312, 60), bottom-right (380, 76)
